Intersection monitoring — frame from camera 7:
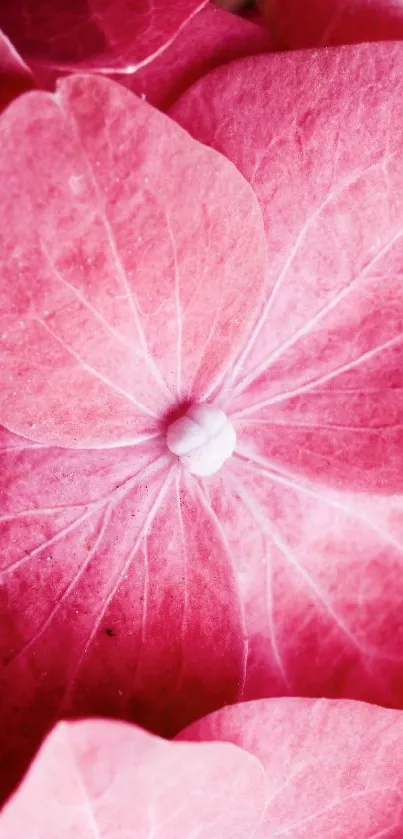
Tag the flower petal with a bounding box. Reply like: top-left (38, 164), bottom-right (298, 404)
top-left (0, 0), bottom-right (209, 71)
top-left (0, 73), bottom-right (267, 446)
top-left (0, 718), bottom-right (265, 838)
top-left (263, 0), bottom-right (403, 48)
top-left (171, 43), bottom-right (403, 491)
top-left (203, 454), bottom-right (403, 707)
top-left (178, 697), bottom-right (403, 838)
top-left (0, 27), bottom-right (34, 112)
top-left (0, 429), bottom-right (246, 802)
top-left (120, 3), bottom-right (274, 110)
top-left (27, 4), bottom-right (274, 111)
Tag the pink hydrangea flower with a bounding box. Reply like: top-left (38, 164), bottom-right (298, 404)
top-left (1, 2), bottom-right (403, 810)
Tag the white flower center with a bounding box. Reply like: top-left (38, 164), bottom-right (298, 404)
top-left (166, 404), bottom-right (236, 477)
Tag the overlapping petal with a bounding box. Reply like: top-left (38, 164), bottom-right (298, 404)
top-left (0, 0), bottom-right (209, 72)
top-left (179, 697), bottom-right (403, 838)
top-left (0, 718), bottom-right (265, 838)
top-left (263, 0), bottom-right (403, 48)
top-left (0, 73), bottom-right (267, 446)
top-left (171, 43), bottom-right (403, 492)
top-left (0, 73), bottom-right (267, 799)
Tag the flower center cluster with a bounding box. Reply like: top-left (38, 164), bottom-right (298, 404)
top-left (166, 404), bottom-right (236, 477)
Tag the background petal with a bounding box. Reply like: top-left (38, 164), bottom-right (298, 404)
top-left (0, 73), bottom-right (267, 446)
top-left (263, 0), bottom-right (403, 48)
top-left (26, 4), bottom-right (274, 111)
top-left (171, 43), bottom-right (403, 491)
top-left (0, 0), bottom-right (209, 71)
top-left (0, 27), bottom-right (34, 112)
top-left (179, 696), bottom-right (403, 838)
top-left (0, 718), bottom-right (265, 838)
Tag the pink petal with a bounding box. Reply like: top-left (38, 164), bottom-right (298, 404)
top-left (0, 718), bottom-right (265, 838)
top-left (171, 43), bottom-right (403, 491)
top-left (0, 73), bottom-right (267, 446)
top-left (0, 0), bottom-right (209, 72)
top-left (0, 426), bottom-right (246, 801)
top-left (205, 456), bottom-right (403, 706)
top-left (263, 0), bottom-right (403, 48)
top-left (178, 697), bottom-right (403, 838)
top-left (0, 28), bottom-right (34, 112)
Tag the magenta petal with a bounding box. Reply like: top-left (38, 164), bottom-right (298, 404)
top-left (0, 0), bottom-right (209, 71)
top-left (171, 43), bottom-right (403, 491)
top-left (0, 718), bottom-right (265, 838)
top-left (122, 3), bottom-right (274, 110)
top-left (0, 73), bottom-right (267, 446)
top-left (264, 0), bottom-right (403, 48)
top-left (178, 697), bottom-right (403, 838)
top-left (0, 28), bottom-right (34, 112)
top-left (24, 5), bottom-right (274, 118)
top-left (0, 426), bottom-right (247, 801)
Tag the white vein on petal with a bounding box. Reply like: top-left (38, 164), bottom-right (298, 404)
top-left (234, 479), bottom-right (373, 660)
top-left (217, 151), bottom-right (398, 402)
top-left (231, 332), bottom-right (403, 419)
top-left (165, 212), bottom-right (183, 397)
top-left (60, 465), bottom-right (176, 709)
top-left (236, 417), bottom-right (403, 433)
top-left (41, 242), bottom-right (158, 376)
top-left (2, 503), bottom-right (113, 672)
top-left (193, 477), bottom-right (248, 696)
top-left (234, 449), bottom-right (403, 667)
top-left (36, 315), bottom-right (159, 418)
top-left (269, 783), bottom-right (398, 838)
top-left (48, 1), bottom-right (208, 75)
top-left (65, 730), bottom-right (102, 839)
top-left (52, 91), bottom-right (172, 401)
top-left (1, 453), bottom-right (170, 576)
top-left (230, 478), bottom-right (292, 693)
top-left (1, 506), bottom-right (98, 576)
top-left (229, 225), bottom-right (403, 403)
top-left (169, 469), bottom-right (188, 696)
top-left (235, 448), bottom-right (403, 569)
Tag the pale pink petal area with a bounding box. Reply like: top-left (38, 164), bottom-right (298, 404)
top-left (178, 697), bottom-right (403, 838)
top-left (0, 27), bottom-right (34, 112)
top-left (0, 0), bottom-right (209, 72)
top-left (0, 426), bottom-right (246, 802)
top-left (0, 718), bottom-right (265, 839)
top-left (170, 43), bottom-right (403, 491)
top-left (203, 456), bottom-right (403, 706)
top-left (0, 73), bottom-right (267, 447)
top-left (263, 0), bottom-right (403, 48)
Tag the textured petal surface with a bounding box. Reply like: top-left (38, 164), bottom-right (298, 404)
top-left (203, 455), bottom-right (403, 707)
top-left (178, 697), bottom-right (403, 838)
top-left (119, 3), bottom-right (274, 110)
top-left (171, 43), bottom-right (403, 492)
top-left (0, 27), bottom-right (34, 112)
top-left (0, 0), bottom-right (208, 71)
top-left (0, 73), bottom-right (267, 446)
top-left (0, 718), bottom-right (265, 839)
top-left (263, 0), bottom-right (403, 48)
top-left (29, 4), bottom-right (274, 111)
top-left (0, 426), bottom-right (247, 801)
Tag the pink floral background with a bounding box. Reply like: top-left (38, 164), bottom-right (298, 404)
top-left (1, 1), bottom-right (403, 836)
